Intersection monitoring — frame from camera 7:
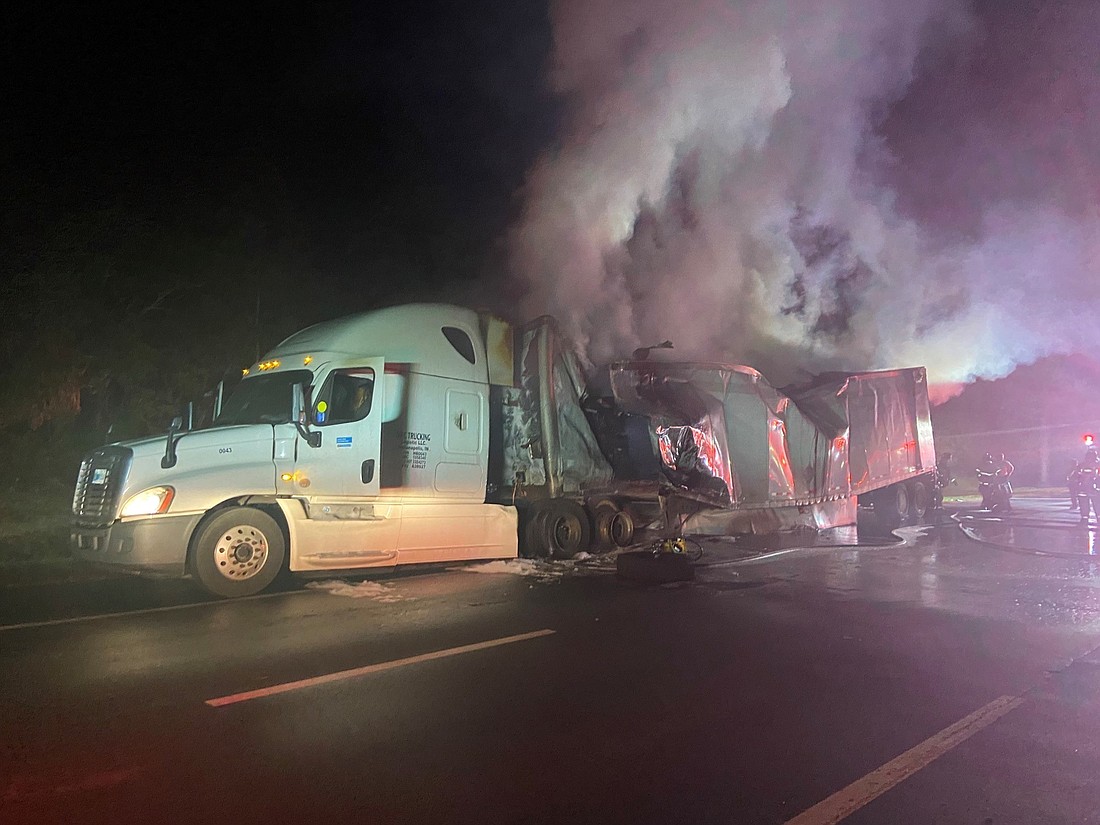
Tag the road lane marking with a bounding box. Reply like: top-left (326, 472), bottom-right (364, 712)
top-left (785, 694), bottom-right (1025, 825)
top-left (4, 766), bottom-right (145, 803)
top-left (205, 628), bottom-right (557, 707)
top-left (0, 590), bottom-right (298, 632)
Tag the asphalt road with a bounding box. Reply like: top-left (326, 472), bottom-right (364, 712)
top-left (3, 499), bottom-right (1100, 824)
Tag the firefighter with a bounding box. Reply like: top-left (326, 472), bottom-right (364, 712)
top-left (991, 451), bottom-right (1014, 482)
top-left (1069, 459), bottom-right (1082, 510)
top-left (977, 452), bottom-right (1014, 511)
top-left (1077, 450), bottom-right (1100, 524)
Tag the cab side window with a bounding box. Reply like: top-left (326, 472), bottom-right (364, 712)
top-left (314, 368), bottom-right (375, 426)
top-left (442, 326), bottom-right (476, 365)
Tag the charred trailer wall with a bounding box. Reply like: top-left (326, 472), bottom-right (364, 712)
top-left (724, 371), bottom-right (849, 505)
top-left (610, 363), bottom-right (849, 508)
top-left (610, 363), bottom-right (742, 506)
top-left (613, 363), bottom-right (936, 511)
top-left (789, 367), bottom-right (936, 497)
top-left (492, 317), bottom-right (612, 503)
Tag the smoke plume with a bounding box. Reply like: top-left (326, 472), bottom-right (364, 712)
top-left (508, 0), bottom-right (1100, 399)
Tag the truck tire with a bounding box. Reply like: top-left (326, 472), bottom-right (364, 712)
top-left (875, 483), bottom-right (910, 527)
top-left (191, 507), bottom-right (286, 598)
top-left (893, 483), bottom-right (911, 522)
top-left (909, 480), bottom-right (930, 519)
top-left (591, 499), bottom-right (636, 552)
top-left (529, 499), bottom-right (592, 560)
top-left (521, 508), bottom-right (550, 559)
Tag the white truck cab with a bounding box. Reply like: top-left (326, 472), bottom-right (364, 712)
top-left (72, 304), bottom-right (521, 597)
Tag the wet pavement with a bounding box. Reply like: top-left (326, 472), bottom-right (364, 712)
top-left (957, 494), bottom-right (1100, 558)
top-left (2, 498), bottom-right (1100, 824)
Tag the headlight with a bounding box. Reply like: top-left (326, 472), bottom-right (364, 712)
top-left (120, 486), bottom-right (175, 517)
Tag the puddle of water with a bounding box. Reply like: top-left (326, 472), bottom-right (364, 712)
top-left (718, 523), bottom-right (899, 552)
top-left (958, 501), bottom-right (1100, 556)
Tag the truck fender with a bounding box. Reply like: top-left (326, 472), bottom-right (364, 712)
top-left (186, 497), bottom-right (290, 575)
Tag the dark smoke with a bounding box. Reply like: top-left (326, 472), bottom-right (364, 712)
top-left (508, 0), bottom-right (1100, 400)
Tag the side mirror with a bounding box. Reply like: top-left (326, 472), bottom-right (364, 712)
top-left (292, 383), bottom-right (321, 448)
top-left (292, 382), bottom-right (311, 425)
top-left (163, 415), bottom-right (184, 469)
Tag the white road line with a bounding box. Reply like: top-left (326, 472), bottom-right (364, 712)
top-left (0, 589), bottom-right (297, 632)
top-left (785, 694), bottom-right (1025, 825)
top-left (205, 628), bottom-right (557, 708)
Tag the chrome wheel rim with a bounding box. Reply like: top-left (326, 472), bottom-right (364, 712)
top-left (213, 524), bottom-right (270, 581)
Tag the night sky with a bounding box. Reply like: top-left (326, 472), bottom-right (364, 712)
top-left (5, 0), bottom-right (555, 301)
top-left (4, 0), bottom-right (1100, 476)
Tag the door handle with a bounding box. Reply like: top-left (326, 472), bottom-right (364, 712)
top-left (456, 412), bottom-right (468, 431)
top-left (361, 459), bottom-right (375, 484)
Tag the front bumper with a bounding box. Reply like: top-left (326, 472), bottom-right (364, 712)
top-left (72, 513), bottom-right (204, 577)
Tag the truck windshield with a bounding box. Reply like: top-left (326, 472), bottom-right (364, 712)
top-left (215, 370), bottom-right (313, 426)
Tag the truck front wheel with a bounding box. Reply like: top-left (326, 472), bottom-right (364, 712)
top-left (191, 507), bottom-right (286, 598)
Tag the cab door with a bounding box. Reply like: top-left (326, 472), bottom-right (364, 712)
top-left (298, 360), bottom-right (384, 495)
top-left (283, 358), bottom-right (399, 571)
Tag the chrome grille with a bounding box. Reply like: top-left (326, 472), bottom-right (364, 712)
top-left (72, 446), bottom-right (132, 526)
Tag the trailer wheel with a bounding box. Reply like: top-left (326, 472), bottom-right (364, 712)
top-left (892, 483), bottom-right (911, 522)
top-left (867, 484), bottom-right (910, 529)
top-left (909, 480), bottom-right (930, 519)
top-left (521, 508), bottom-right (550, 559)
top-left (591, 500), bottom-right (636, 552)
top-left (191, 507), bottom-right (286, 598)
top-left (533, 499), bottom-right (592, 560)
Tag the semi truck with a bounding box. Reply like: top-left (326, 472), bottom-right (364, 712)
top-left (71, 303), bottom-right (937, 597)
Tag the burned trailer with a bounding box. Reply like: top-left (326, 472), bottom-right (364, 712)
top-left (488, 315), bottom-right (623, 557)
top-left (786, 367), bottom-right (937, 523)
top-left (606, 362), bottom-right (937, 534)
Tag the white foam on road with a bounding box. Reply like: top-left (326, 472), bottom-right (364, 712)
top-left (456, 555), bottom-right (614, 580)
top-left (304, 579), bottom-right (409, 602)
top-left (457, 559), bottom-right (564, 580)
top-left (892, 525), bottom-right (936, 545)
